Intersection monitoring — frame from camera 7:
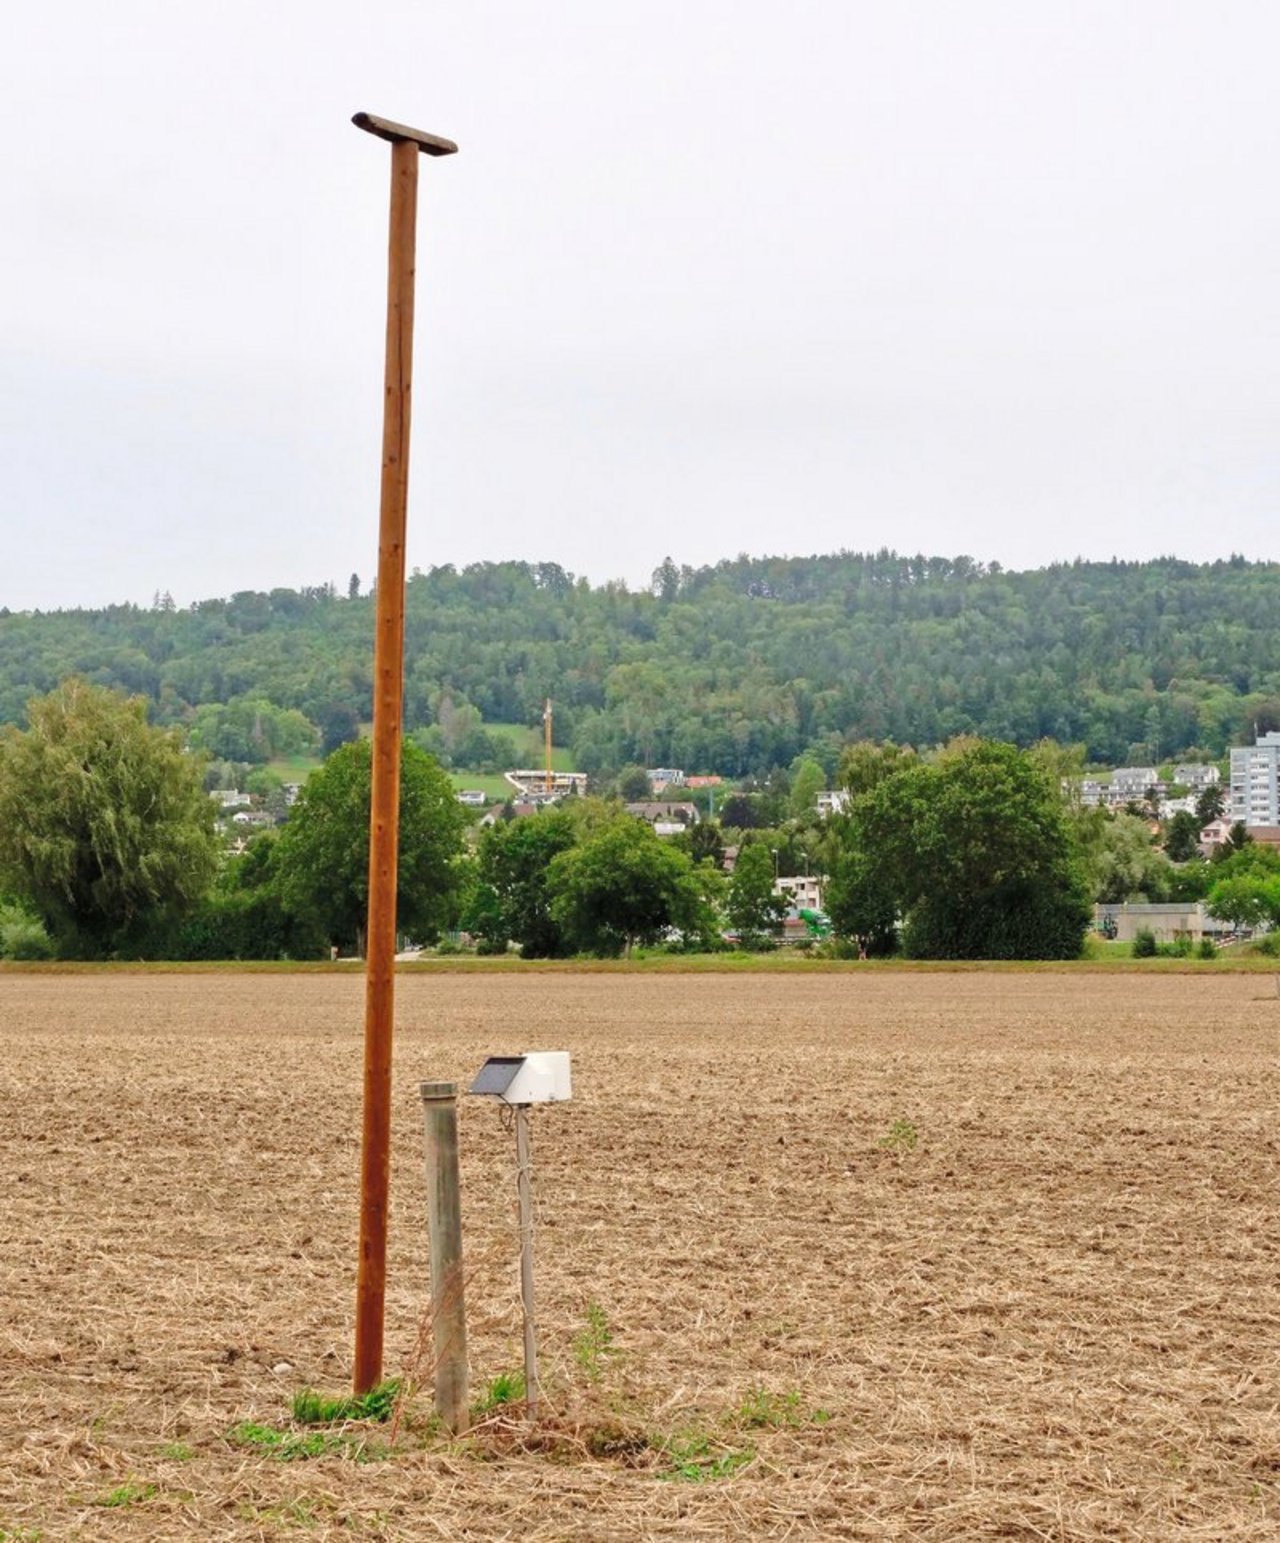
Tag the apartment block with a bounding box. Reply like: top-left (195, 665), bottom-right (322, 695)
top-left (1230, 731), bottom-right (1280, 826)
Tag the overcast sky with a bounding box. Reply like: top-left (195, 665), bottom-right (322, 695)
top-left (2, 2), bottom-right (1277, 611)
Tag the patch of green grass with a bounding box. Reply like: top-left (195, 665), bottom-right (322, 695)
top-left (157, 1441), bottom-right (195, 1461)
top-left (471, 1370), bottom-right (526, 1417)
top-left (265, 754), bottom-right (324, 782)
top-left (93, 1481), bottom-right (157, 1508)
top-left (291, 1379), bottom-right (400, 1426)
top-left (237, 1496), bottom-right (333, 1527)
top-left (1082, 935), bottom-right (1133, 960)
top-left (879, 1117), bottom-right (918, 1153)
top-left (1, 1528), bottom-right (44, 1542)
top-left (729, 1388), bottom-right (832, 1430)
top-left (228, 1421), bottom-right (342, 1462)
top-left (658, 1432), bottom-right (754, 1482)
top-left (732, 1388), bottom-right (802, 1429)
top-left (572, 1303), bottom-right (616, 1382)
top-left (448, 772), bottom-right (514, 802)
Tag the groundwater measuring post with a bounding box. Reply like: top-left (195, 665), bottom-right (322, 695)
top-left (514, 1104), bottom-right (539, 1415)
top-left (352, 111), bottom-right (457, 1395)
top-left (420, 1082), bottom-right (469, 1433)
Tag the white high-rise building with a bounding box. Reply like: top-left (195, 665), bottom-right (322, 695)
top-left (1229, 731), bottom-right (1280, 826)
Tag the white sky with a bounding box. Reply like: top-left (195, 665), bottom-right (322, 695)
top-left (2, 1), bottom-right (1277, 610)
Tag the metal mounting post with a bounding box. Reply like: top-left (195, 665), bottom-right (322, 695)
top-left (514, 1104), bottom-right (539, 1416)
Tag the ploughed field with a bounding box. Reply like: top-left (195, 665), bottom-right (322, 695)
top-left (1, 970), bottom-right (1277, 1539)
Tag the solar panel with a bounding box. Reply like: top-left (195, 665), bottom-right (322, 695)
top-left (469, 1057), bottom-right (525, 1097)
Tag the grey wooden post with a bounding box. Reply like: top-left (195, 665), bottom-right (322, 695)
top-left (420, 1081), bottom-right (469, 1432)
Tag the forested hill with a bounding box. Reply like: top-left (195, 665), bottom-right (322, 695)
top-left (2, 551), bottom-right (1279, 776)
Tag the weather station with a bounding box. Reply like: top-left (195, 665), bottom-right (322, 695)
top-left (469, 1052), bottom-right (572, 1416)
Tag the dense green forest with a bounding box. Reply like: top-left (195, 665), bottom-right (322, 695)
top-left (2, 551), bottom-right (1278, 775)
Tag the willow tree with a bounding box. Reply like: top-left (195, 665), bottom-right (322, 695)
top-left (0, 680), bottom-right (218, 956)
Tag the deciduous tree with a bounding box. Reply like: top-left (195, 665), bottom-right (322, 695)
top-left (1090, 812), bottom-right (1173, 903)
top-left (824, 831), bottom-right (898, 956)
top-left (0, 680), bottom-right (218, 956)
top-left (788, 757), bottom-right (826, 819)
top-left (1206, 874), bottom-right (1280, 932)
top-left (471, 808), bottom-right (578, 957)
top-left (725, 841), bottom-right (787, 946)
top-left (849, 739), bottom-right (1090, 959)
top-left (547, 816), bottom-right (718, 956)
top-left (274, 739), bottom-right (466, 953)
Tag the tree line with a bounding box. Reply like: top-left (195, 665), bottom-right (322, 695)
top-left (0, 680), bottom-right (1078, 962)
top-left (4, 552), bottom-right (1280, 780)
top-left (1, 680), bottom-right (1272, 966)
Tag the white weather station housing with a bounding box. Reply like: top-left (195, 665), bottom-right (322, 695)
top-left (468, 1051), bottom-right (572, 1106)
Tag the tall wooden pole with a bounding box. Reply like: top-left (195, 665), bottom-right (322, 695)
top-left (351, 111), bottom-right (457, 1396)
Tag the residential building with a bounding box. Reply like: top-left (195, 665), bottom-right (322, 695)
top-left (815, 789), bottom-right (849, 817)
top-left (1230, 731), bottom-right (1280, 826)
top-left (1199, 817), bottom-right (1233, 854)
top-left (211, 788), bottom-right (251, 810)
top-left (478, 801), bottom-right (539, 827)
top-left (775, 874), bottom-right (823, 912)
top-left (1110, 767), bottom-right (1159, 803)
top-left (646, 768), bottom-right (685, 792)
top-left (626, 801), bottom-right (699, 833)
top-left (1173, 763), bottom-right (1220, 791)
top-left (231, 809), bottom-right (273, 829)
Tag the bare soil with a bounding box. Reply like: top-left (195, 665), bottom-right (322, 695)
top-left (1, 971), bottom-right (1277, 1539)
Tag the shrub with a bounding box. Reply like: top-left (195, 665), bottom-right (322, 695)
top-left (1251, 931), bottom-right (1280, 957)
top-left (1131, 928), bottom-right (1158, 958)
top-left (903, 877), bottom-right (1090, 961)
top-left (0, 903), bottom-right (56, 960)
top-left (1196, 937), bottom-right (1217, 959)
top-left (816, 937), bottom-right (863, 961)
top-left (161, 891), bottom-right (327, 961)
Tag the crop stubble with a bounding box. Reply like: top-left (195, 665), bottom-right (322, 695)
top-left (0, 971), bottom-right (1277, 1539)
